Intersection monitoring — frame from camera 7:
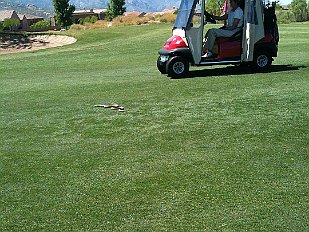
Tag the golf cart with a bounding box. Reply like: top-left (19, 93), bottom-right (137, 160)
top-left (157, 0), bottom-right (279, 78)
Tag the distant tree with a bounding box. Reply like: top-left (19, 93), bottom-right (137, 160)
top-left (290, 0), bottom-right (308, 21)
top-left (3, 18), bottom-right (20, 31)
top-left (53, 0), bottom-right (75, 28)
top-left (206, 0), bottom-right (224, 16)
top-left (275, 2), bottom-right (282, 10)
top-left (105, 0), bottom-right (126, 21)
top-left (277, 9), bottom-right (296, 23)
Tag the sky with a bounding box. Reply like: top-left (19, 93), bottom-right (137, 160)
top-left (278, 0), bottom-right (292, 5)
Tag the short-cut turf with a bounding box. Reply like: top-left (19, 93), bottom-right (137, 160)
top-left (1, 23), bottom-right (308, 231)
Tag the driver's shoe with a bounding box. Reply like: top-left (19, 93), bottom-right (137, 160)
top-left (202, 51), bottom-right (213, 58)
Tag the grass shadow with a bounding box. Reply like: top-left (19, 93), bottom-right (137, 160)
top-left (185, 64), bottom-right (307, 79)
top-left (0, 33), bottom-right (31, 49)
top-left (0, 33), bottom-right (51, 50)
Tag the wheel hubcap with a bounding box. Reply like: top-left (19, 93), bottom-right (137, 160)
top-left (257, 55), bottom-right (268, 67)
top-left (173, 62), bottom-right (185, 74)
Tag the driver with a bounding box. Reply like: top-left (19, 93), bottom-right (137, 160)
top-left (203, 0), bottom-right (243, 58)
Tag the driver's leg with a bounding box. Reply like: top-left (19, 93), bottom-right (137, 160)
top-left (203, 28), bottom-right (239, 56)
top-left (203, 28), bottom-right (217, 54)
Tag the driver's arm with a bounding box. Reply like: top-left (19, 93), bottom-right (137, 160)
top-left (213, 13), bottom-right (227, 21)
top-left (225, 18), bottom-right (240, 30)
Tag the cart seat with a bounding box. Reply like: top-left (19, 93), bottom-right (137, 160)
top-left (216, 28), bottom-right (243, 58)
top-left (217, 27), bottom-right (243, 42)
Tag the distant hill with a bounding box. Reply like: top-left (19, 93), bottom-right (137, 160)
top-left (0, 0), bottom-right (53, 18)
top-left (125, 0), bottom-right (181, 12)
top-left (2, 0), bottom-right (181, 12)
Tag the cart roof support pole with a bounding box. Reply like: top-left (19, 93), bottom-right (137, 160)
top-left (241, 0), bottom-right (265, 62)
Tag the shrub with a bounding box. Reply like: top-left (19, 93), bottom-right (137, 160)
top-left (89, 16), bottom-right (98, 23)
top-left (78, 18), bottom-right (85, 24)
top-left (70, 23), bottom-right (86, 30)
top-left (88, 20), bottom-right (109, 29)
top-left (79, 16), bottom-right (98, 25)
top-left (3, 18), bottom-right (20, 31)
top-left (144, 14), bottom-right (156, 22)
top-left (112, 15), bottom-right (150, 26)
top-left (68, 13), bottom-right (174, 31)
top-left (154, 14), bottom-right (161, 21)
top-left (159, 13), bottom-right (177, 23)
top-left (69, 20), bottom-right (110, 30)
top-left (290, 0), bottom-right (308, 21)
top-left (30, 20), bottom-right (50, 31)
top-left (277, 10), bottom-right (296, 24)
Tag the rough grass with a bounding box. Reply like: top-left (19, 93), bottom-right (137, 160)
top-left (69, 13), bottom-right (176, 30)
top-left (0, 23), bottom-right (309, 231)
top-left (69, 18), bottom-right (148, 31)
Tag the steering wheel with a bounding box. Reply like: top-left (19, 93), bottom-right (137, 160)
top-left (204, 11), bottom-right (216, 24)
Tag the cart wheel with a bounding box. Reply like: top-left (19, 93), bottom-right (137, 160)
top-left (157, 57), bottom-right (167, 74)
top-left (252, 50), bottom-right (272, 71)
top-left (166, 56), bottom-right (189, 78)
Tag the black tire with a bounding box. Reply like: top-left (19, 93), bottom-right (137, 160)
top-left (166, 56), bottom-right (189, 78)
top-left (157, 57), bottom-right (167, 74)
top-left (252, 50), bottom-right (272, 71)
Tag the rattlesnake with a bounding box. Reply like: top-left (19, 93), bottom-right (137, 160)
top-left (95, 103), bottom-right (125, 112)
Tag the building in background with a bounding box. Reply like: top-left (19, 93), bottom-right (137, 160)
top-left (19, 14), bottom-right (44, 30)
top-left (72, 9), bottom-right (107, 24)
top-left (0, 10), bottom-right (20, 22)
top-left (0, 10), bottom-right (45, 31)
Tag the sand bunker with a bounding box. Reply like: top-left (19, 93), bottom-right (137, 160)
top-left (0, 34), bottom-right (77, 54)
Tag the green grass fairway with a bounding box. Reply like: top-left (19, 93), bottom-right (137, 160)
top-left (1, 23), bottom-right (309, 231)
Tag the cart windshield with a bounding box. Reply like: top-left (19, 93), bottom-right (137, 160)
top-left (174, 0), bottom-right (199, 29)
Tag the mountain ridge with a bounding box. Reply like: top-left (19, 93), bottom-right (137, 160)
top-left (0, 0), bottom-right (53, 18)
top-left (1, 0), bottom-right (182, 12)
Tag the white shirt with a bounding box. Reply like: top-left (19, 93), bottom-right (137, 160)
top-left (227, 7), bottom-right (243, 28)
